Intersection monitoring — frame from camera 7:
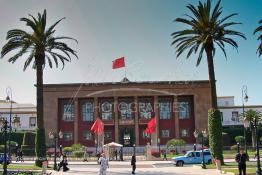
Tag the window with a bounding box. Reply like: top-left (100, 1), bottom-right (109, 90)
top-left (29, 117), bottom-right (36, 127)
top-left (220, 112), bottom-right (223, 122)
top-left (159, 101), bottom-right (171, 119)
top-left (195, 152), bottom-right (200, 157)
top-left (82, 102), bottom-right (94, 121)
top-left (62, 104), bottom-right (75, 121)
top-left (142, 131), bottom-right (150, 138)
top-left (119, 102), bottom-right (133, 119)
top-left (231, 111), bottom-right (239, 122)
top-left (204, 151), bottom-right (211, 156)
top-left (161, 130), bottom-right (170, 138)
top-left (139, 100), bottom-right (153, 119)
top-left (104, 131), bottom-right (112, 140)
top-left (101, 101), bottom-right (113, 120)
top-left (178, 102), bottom-right (190, 119)
top-left (187, 152), bottom-right (195, 157)
top-left (83, 131), bottom-right (92, 140)
top-left (63, 132), bottom-right (73, 141)
top-left (181, 129), bottom-right (190, 137)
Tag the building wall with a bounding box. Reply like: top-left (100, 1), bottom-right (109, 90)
top-left (219, 106), bottom-right (262, 126)
top-left (43, 81), bottom-right (212, 146)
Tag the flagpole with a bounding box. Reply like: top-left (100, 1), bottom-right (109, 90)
top-left (124, 66), bottom-right (127, 78)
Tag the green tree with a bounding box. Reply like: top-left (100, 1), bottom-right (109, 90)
top-left (234, 136), bottom-right (244, 145)
top-left (254, 19), bottom-right (262, 56)
top-left (171, 0), bottom-right (246, 163)
top-left (242, 109), bottom-right (262, 148)
top-left (1, 10), bottom-right (78, 166)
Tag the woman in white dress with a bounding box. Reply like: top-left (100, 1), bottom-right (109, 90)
top-left (98, 153), bottom-right (109, 175)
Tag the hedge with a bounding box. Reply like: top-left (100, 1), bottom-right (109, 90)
top-left (0, 132), bottom-right (24, 146)
top-left (208, 109), bottom-right (224, 164)
top-left (21, 145), bottom-right (35, 156)
top-left (22, 132), bottom-right (36, 146)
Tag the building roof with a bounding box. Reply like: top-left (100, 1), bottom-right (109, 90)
top-left (219, 105), bottom-right (262, 109)
top-left (217, 96), bottom-right (234, 98)
top-left (43, 80), bottom-right (210, 88)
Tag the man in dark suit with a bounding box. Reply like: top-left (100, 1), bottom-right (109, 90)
top-left (131, 154), bottom-right (136, 174)
top-left (235, 148), bottom-right (248, 175)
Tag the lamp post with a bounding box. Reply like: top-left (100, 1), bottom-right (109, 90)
top-left (244, 117), bottom-right (261, 175)
top-left (0, 118), bottom-right (8, 175)
top-left (194, 129), bottom-right (208, 169)
top-left (6, 87), bottom-right (13, 156)
top-left (95, 139), bottom-right (98, 154)
top-left (237, 142), bottom-right (240, 153)
top-left (157, 138), bottom-right (161, 155)
top-left (133, 144), bottom-right (136, 155)
top-left (242, 85), bottom-right (248, 155)
top-left (49, 131), bottom-right (63, 171)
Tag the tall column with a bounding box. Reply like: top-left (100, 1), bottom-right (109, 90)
top-left (174, 95), bottom-right (180, 139)
top-left (151, 96), bottom-right (159, 146)
top-left (74, 99), bottom-right (79, 144)
top-left (114, 97), bottom-right (119, 143)
top-left (94, 97), bottom-right (99, 119)
top-left (134, 96), bottom-right (139, 146)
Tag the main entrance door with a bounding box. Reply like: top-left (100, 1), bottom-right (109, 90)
top-left (119, 127), bottom-right (135, 147)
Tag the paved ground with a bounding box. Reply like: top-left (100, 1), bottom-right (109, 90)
top-left (40, 161), bottom-right (220, 175)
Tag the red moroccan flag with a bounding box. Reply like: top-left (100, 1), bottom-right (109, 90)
top-left (91, 118), bottom-right (104, 135)
top-left (144, 117), bottom-right (157, 134)
top-left (112, 57), bottom-right (125, 69)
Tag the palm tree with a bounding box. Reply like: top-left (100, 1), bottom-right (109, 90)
top-left (1, 10), bottom-right (78, 166)
top-left (242, 109), bottom-right (262, 148)
top-left (171, 0), bottom-right (245, 164)
top-left (254, 20), bottom-right (262, 56)
top-left (171, 0), bottom-right (246, 109)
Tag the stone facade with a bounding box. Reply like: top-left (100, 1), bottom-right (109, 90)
top-left (43, 80), bottom-right (211, 146)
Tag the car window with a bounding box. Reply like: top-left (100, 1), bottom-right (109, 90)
top-left (195, 152), bottom-right (200, 157)
top-left (204, 152), bottom-right (211, 156)
top-left (188, 152), bottom-right (195, 157)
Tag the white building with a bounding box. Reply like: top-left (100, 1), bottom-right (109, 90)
top-left (0, 100), bottom-right (37, 131)
top-left (218, 96), bottom-right (262, 127)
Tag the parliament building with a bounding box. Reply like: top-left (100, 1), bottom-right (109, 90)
top-left (43, 78), bottom-right (211, 147)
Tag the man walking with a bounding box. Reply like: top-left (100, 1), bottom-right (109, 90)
top-left (131, 154), bottom-right (136, 174)
top-left (235, 148), bottom-right (248, 175)
top-left (98, 153), bottom-right (109, 175)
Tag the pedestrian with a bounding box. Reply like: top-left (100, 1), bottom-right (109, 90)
top-left (19, 150), bottom-right (24, 162)
top-left (57, 155), bottom-right (63, 172)
top-left (16, 148), bottom-right (20, 162)
top-left (119, 148), bottom-right (123, 161)
top-left (131, 154), bottom-right (136, 174)
top-left (98, 153), bottom-right (109, 175)
top-left (114, 149), bottom-right (118, 161)
top-left (62, 155), bottom-right (69, 172)
top-left (193, 144), bottom-right (196, 151)
top-left (235, 148), bottom-right (248, 175)
top-left (163, 150), bottom-right (167, 161)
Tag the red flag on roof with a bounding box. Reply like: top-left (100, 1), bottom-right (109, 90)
top-left (144, 117), bottom-right (157, 134)
top-left (112, 57), bottom-right (125, 69)
top-left (91, 118), bottom-right (104, 135)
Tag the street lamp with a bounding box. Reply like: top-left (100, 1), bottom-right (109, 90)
top-left (0, 118), bottom-right (8, 175)
top-left (95, 139), bottom-right (98, 154)
top-left (237, 142), bottom-right (240, 153)
top-left (157, 138), bottom-right (161, 156)
top-left (194, 129), bottom-right (208, 169)
top-left (49, 131), bottom-right (63, 170)
top-left (133, 144), bottom-right (136, 155)
top-left (6, 87), bottom-right (13, 156)
top-left (243, 117), bottom-right (261, 175)
top-left (242, 85), bottom-right (248, 155)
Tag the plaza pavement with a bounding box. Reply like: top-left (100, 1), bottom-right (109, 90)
top-left (43, 161), bottom-right (220, 175)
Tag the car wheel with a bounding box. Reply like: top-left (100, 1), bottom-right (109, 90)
top-left (176, 161), bottom-right (184, 167)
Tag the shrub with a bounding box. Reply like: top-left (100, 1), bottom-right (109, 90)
top-left (21, 145), bottom-right (35, 156)
top-left (222, 132), bottom-right (231, 146)
top-left (0, 132), bottom-right (24, 146)
top-left (63, 147), bottom-right (73, 154)
top-left (22, 132), bottom-right (36, 146)
top-left (73, 151), bottom-right (85, 158)
top-left (208, 109), bottom-right (224, 164)
top-left (235, 136), bottom-right (244, 145)
top-left (71, 144), bottom-right (85, 151)
top-left (230, 145), bottom-right (238, 150)
top-left (0, 145), bottom-right (5, 153)
top-left (35, 128), bottom-right (46, 167)
top-left (151, 150), bottom-right (160, 158)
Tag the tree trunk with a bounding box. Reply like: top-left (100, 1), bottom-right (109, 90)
top-left (252, 129), bottom-right (256, 149)
top-left (205, 45), bottom-right (218, 109)
top-left (36, 54), bottom-right (44, 129)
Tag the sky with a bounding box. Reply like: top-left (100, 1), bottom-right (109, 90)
top-left (0, 0), bottom-right (261, 105)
